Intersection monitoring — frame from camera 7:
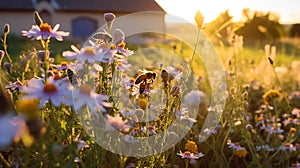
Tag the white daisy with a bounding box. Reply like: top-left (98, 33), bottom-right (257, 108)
top-left (120, 107), bottom-right (135, 118)
top-left (22, 77), bottom-right (72, 108)
top-left (105, 114), bottom-right (130, 132)
top-left (177, 150), bottom-right (204, 164)
top-left (63, 45), bottom-right (108, 64)
top-left (22, 23), bottom-right (69, 41)
top-left (71, 84), bottom-right (111, 114)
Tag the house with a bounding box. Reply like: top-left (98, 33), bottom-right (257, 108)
top-left (0, 0), bottom-right (166, 39)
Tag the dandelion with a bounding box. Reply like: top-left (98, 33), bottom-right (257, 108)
top-left (71, 84), bottom-right (110, 114)
top-left (22, 23), bottom-right (69, 41)
top-left (21, 77), bottom-right (72, 108)
top-left (263, 90), bottom-right (281, 105)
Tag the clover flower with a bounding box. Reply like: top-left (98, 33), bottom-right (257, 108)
top-left (22, 23), bottom-right (69, 41)
top-left (22, 77), bottom-right (72, 108)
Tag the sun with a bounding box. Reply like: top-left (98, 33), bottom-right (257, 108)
top-left (155, 0), bottom-right (300, 24)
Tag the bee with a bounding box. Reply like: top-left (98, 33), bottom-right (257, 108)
top-left (67, 68), bottom-right (79, 86)
top-left (134, 70), bottom-right (157, 85)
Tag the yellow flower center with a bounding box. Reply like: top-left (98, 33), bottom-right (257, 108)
top-left (184, 151), bottom-right (191, 156)
top-left (148, 125), bottom-right (154, 130)
top-left (290, 127), bottom-right (296, 132)
top-left (60, 61), bottom-right (68, 67)
top-left (43, 83), bottom-right (57, 93)
top-left (16, 99), bottom-right (39, 120)
top-left (257, 116), bottom-right (264, 121)
top-left (39, 23), bottom-right (52, 32)
top-left (234, 148), bottom-right (247, 158)
top-left (118, 41), bottom-right (126, 48)
top-left (79, 84), bottom-right (92, 95)
top-left (83, 47), bottom-right (96, 56)
top-left (185, 140), bottom-right (198, 154)
top-left (138, 98), bottom-right (147, 110)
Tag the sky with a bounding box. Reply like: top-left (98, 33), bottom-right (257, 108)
top-left (155, 0), bottom-right (300, 24)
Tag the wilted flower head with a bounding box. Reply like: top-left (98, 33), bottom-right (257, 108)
top-left (263, 90), bottom-right (281, 105)
top-left (4, 24), bottom-right (10, 34)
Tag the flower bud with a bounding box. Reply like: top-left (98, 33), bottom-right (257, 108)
top-left (104, 12), bottom-right (116, 22)
top-left (104, 13), bottom-right (116, 29)
top-left (195, 11), bottom-right (204, 29)
top-left (34, 11), bottom-right (43, 26)
top-left (3, 62), bottom-right (12, 74)
top-left (246, 124), bottom-right (253, 132)
top-left (113, 29), bottom-right (125, 45)
top-left (4, 24), bottom-right (10, 34)
top-left (37, 50), bottom-right (49, 61)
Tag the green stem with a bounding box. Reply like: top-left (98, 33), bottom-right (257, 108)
top-left (183, 29), bottom-right (200, 90)
top-left (0, 152), bottom-right (10, 167)
top-left (3, 33), bottom-right (12, 63)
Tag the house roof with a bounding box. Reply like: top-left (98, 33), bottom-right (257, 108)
top-left (0, 0), bottom-right (34, 10)
top-left (0, 0), bottom-right (166, 13)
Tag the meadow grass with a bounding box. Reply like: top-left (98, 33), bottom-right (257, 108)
top-left (1, 12), bottom-right (300, 168)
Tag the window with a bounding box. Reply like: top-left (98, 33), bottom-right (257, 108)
top-left (72, 17), bottom-right (97, 39)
